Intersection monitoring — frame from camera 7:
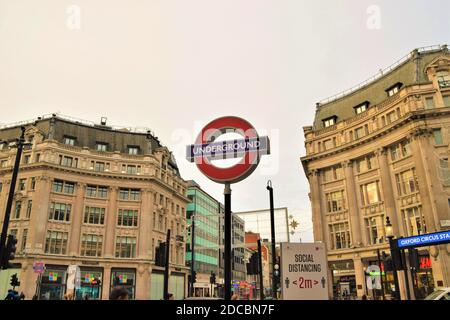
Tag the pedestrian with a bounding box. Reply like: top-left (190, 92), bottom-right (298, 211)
top-left (231, 294), bottom-right (239, 300)
top-left (168, 293), bottom-right (174, 300)
top-left (110, 287), bottom-right (129, 300)
top-left (4, 289), bottom-right (15, 300)
top-left (32, 294), bottom-right (38, 300)
top-left (362, 294), bottom-right (367, 300)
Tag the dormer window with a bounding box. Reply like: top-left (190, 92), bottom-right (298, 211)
top-left (354, 101), bottom-right (369, 115)
top-left (437, 71), bottom-right (450, 88)
top-left (323, 116), bottom-right (337, 128)
top-left (63, 136), bottom-right (76, 146)
top-left (96, 142), bottom-right (108, 152)
top-left (128, 146), bottom-right (139, 155)
top-left (386, 83), bottom-right (403, 97)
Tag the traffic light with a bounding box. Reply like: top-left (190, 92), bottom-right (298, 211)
top-left (246, 252), bottom-right (259, 275)
top-left (210, 272), bottom-right (216, 284)
top-left (1, 234), bottom-right (18, 269)
top-left (155, 242), bottom-right (167, 267)
top-left (10, 273), bottom-right (20, 288)
top-left (409, 248), bottom-right (420, 271)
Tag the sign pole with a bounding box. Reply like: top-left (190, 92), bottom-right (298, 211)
top-left (257, 239), bottom-right (264, 300)
top-left (164, 229), bottom-right (171, 300)
top-left (377, 249), bottom-right (385, 300)
top-left (224, 183), bottom-right (232, 300)
top-left (267, 181), bottom-right (277, 299)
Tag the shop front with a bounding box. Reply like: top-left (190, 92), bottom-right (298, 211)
top-left (75, 267), bottom-right (103, 300)
top-left (110, 268), bottom-right (136, 300)
top-left (330, 260), bottom-right (357, 299)
top-left (39, 265), bottom-right (68, 300)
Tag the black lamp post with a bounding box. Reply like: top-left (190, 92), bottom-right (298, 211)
top-left (266, 180), bottom-right (278, 299)
top-left (385, 216), bottom-right (400, 300)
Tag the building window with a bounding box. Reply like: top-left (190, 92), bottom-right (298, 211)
top-left (30, 177), bottom-right (36, 190)
top-left (84, 207), bottom-right (105, 225)
top-left (86, 185), bottom-right (108, 198)
top-left (96, 143), bottom-right (108, 152)
top-left (402, 206), bottom-right (426, 236)
top-left (52, 180), bottom-right (75, 194)
top-left (322, 165), bottom-right (343, 182)
top-left (360, 181), bottom-right (381, 206)
top-left (18, 178), bottom-right (26, 191)
top-left (425, 97), bottom-right (434, 109)
top-left (59, 155), bottom-right (78, 168)
top-left (90, 161), bottom-right (109, 172)
top-left (119, 188), bottom-right (140, 201)
top-left (63, 136), bottom-right (76, 146)
top-left (354, 102), bottom-right (368, 114)
top-left (13, 201), bottom-right (22, 219)
top-left (437, 72), bottom-right (450, 88)
top-left (115, 236), bottom-right (136, 258)
top-left (81, 234), bottom-right (103, 257)
top-left (117, 209), bottom-right (139, 227)
top-left (21, 229), bottom-right (28, 252)
top-left (1, 160), bottom-right (8, 168)
top-left (35, 153), bottom-right (41, 162)
top-left (395, 169), bottom-right (419, 196)
top-left (365, 217), bottom-right (382, 245)
top-left (49, 202), bottom-right (71, 222)
top-left (354, 127), bottom-right (365, 140)
top-left (386, 110), bottom-right (398, 124)
top-left (45, 231), bottom-right (68, 255)
top-left (433, 129), bottom-right (443, 145)
top-left (23, 155), bottom-right (30, 164)
top-left (386, 83), bottom-right (402, 97)
top-left (26, 200), bottom-right (32, 219)
top-left (323, 117), bottom-right (337, 128)
top-left (330, 223), bottom-right (350, 249)
top-left (439, 157), bottom-right (450, 186)
top-left (390, 140), bottom-right (410, 161)
top-left (326, 191), bottom-right (346, 213)
top-left (443, 95), bottom-right (450, 108)
top-left (127, 146), bottom-right (139, 155)
top-left (356, 155), bottom-right (376, 173)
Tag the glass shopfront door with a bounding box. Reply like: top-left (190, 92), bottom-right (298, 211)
top-left (76, 268), bottom-right (103, 300)
top-left (110, 268), bottom-right (136, 299)
top-left (39, 265), bottom-right (67, 300)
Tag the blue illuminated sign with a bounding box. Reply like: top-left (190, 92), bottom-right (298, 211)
top-left (397, 230), bottom-right (450, 248)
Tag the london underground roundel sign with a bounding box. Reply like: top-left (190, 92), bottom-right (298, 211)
top-left (186, 116), bottom-right (270, 184)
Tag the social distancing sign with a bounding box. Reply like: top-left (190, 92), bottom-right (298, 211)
top-left (281, 243), bottom-right (329, 300)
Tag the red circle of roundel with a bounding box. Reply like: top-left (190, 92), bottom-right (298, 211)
top-left (195, 116), bottom-right (261, 184)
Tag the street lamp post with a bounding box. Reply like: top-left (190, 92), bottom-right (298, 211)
top-left (385, 216), bottom-right (401, 300)
top-left (266, 180), bottom-right (278, 299)
top-left (0, 127), bottom-right (29, 268)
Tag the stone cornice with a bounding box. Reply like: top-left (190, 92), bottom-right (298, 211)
top-left (301, 108), bottom-right (450, 164)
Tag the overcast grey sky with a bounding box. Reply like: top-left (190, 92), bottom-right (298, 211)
top-left (1, 0), bottom-right (449, 242)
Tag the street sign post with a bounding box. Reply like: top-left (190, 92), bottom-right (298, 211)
top-left (280, 243), bottom-right (329, 300)
top-left (397, 230), bottom-right (450, 249)
top-left (186, 116), bottom-right (270, 300)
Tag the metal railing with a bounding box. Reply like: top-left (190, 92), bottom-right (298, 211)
top-left (318, 45), bottom-right (446, 106)
top-left (0, 112), bottom-right (157, 137)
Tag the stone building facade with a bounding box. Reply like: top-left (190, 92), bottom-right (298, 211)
top-left (301, 45), bottom-right (450, 299)
top-left (0, 114), bottom-right (190, 300)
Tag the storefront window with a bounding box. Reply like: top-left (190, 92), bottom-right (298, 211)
top-left (39, 266), bottom-right (67, 300)
top-left (75, 268), bottom-right (103, 300)
top-left (150, 271), bottom-right (164, 300)
top-left (413, 254), bottom-right (435, 299)
top-left (110, 269), bottom-right (136, 299)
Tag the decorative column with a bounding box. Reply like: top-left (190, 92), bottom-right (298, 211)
top-left (410, 130), bottom-right (450, 288)
top-left (101, 264), bottom-right (112, 300)
top-left (28, 176), bottom-right (52, 254)
top-left (138, 188), bottom-right (153, 259)
top-left (104, 187), bottom-right (118, 258)
top-left (69, 182), bottom-right (85, 256)
top-left (135, 264), bottom-right (151, 300)
top-left (409, 131), bottom-right (439, 232)
top-left (343, 160), bottom-right (362, 247)
top-left (375, 148), bottom-right (401, 235)
top-left (308, 169), bottom-right (329, 246)
top-left (353, 256), bottom-right (366, 298)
